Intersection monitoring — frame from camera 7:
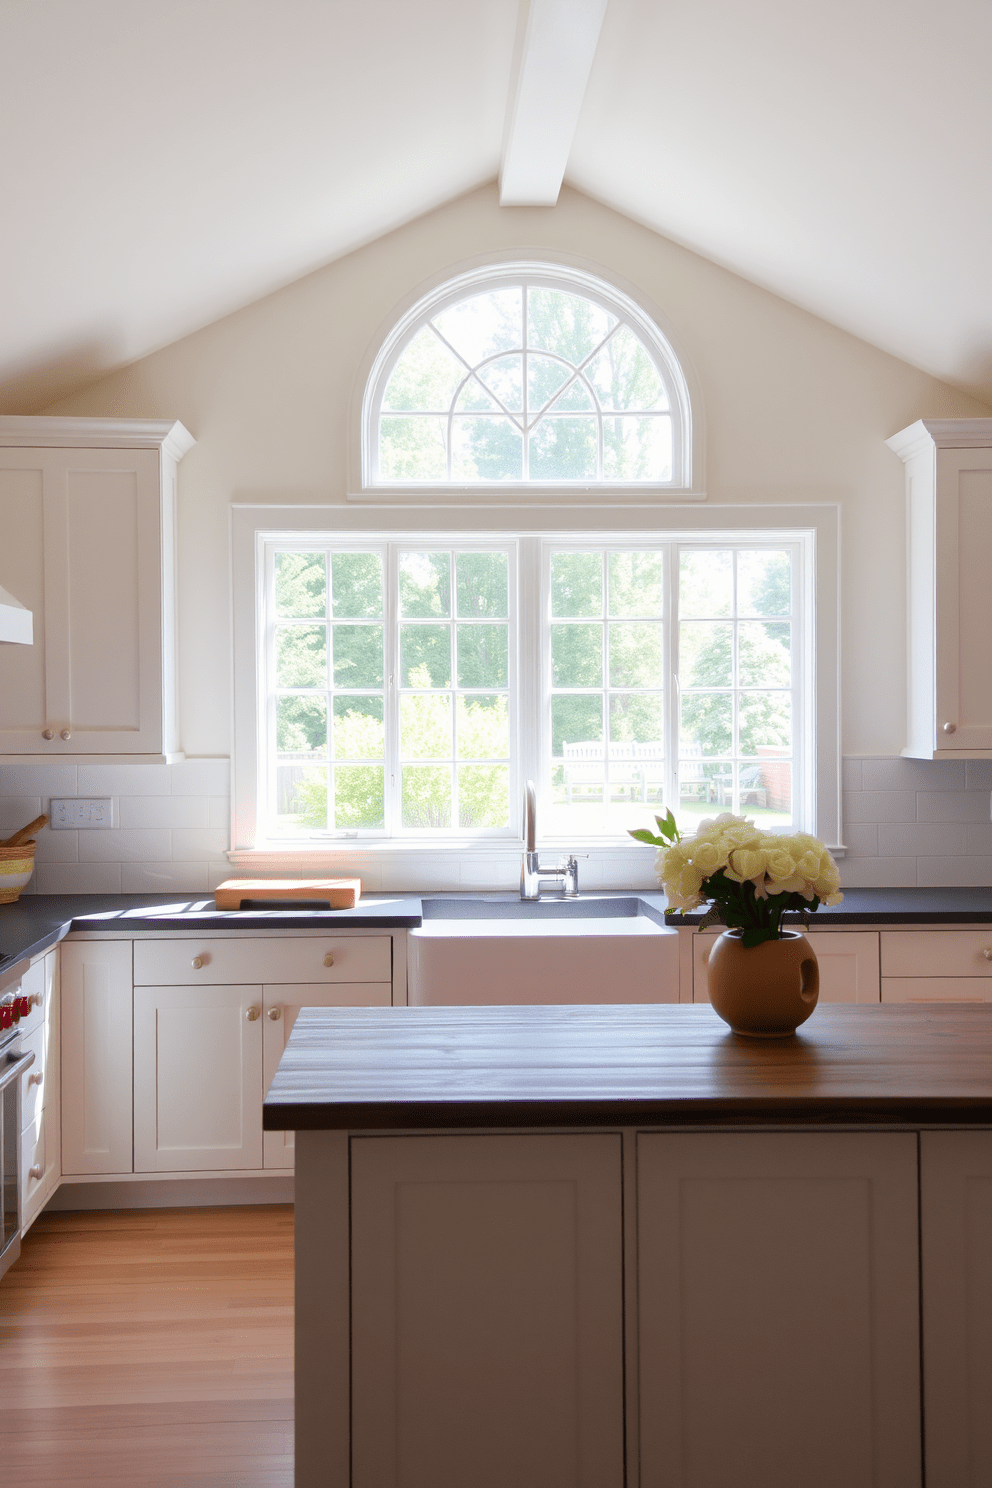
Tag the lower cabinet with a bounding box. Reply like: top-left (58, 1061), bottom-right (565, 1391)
top-left (881, 929), bottom-right (992, 1003)
top-left (349, 1133), bottom-right (624, 1488)
top-left (319, 1127), bottom-right (983, 1488)
top-left (919, 1131), bottom-right (992, 1488)
top-left (19, 949), bottom-right (60, 1230)
top-left (637, 1131), bottom-right (921, 1488)
top-left (61, 933), bottom-right (394, 1180)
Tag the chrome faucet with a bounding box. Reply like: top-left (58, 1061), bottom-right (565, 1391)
top-left (520, 780), bottom-right (580, 899)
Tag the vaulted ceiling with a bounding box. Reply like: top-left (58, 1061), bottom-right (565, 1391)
top-left (3, 0), bottom-right (990, 412)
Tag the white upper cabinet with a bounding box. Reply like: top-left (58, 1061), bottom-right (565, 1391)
top-left (0, 417), bottom-right (194, 758)
top-left (888, 419), bottom-right (992, 758)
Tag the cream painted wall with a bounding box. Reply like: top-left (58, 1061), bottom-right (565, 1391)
top-left (45, 182), bottom-right (990, 759)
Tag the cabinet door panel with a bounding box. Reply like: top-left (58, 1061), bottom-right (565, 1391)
top-left (351, 1132), bottom-right (624, 1488)
top-left (134, 985), bottom-right (262, 1172)
top-left (261, 982), bottom-right (391, 1169)
top-left (920, 1132), bottom-right (992, 1487)
top-left (637, 1131), bottom-right (921, 1488)
top-left (881, 929), bottom-right (992, 979)
top-left (882, 977), bottom-right (992, 1002)
top-left (0, 456), bottom-right (46, 738)
top-left (61, 940), bottom-right (132, 1175)
top-left (935, 449), bottom-right (992, 751)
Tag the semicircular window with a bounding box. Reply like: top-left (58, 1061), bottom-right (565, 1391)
top-left (367, 266), bottom-right (691, 487)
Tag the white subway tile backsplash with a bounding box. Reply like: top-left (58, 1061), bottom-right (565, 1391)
top-left (207, 796), bottom-right (231, 829)
top-left (916, 791), bottom-right (992, 824)
top-left (965, 761), bottom-right (992, 790)
top-left (861, 757), bottom-right (966, 792)
top-left (841, 824), bottom-right (878, 858)
top-left (917, 857), bottom-right (992, 888)
top-left (35, 862), bottom-right (122, 894)
top-left (170, 828), bottom-right (230, 862)
top-left (119, 795), bottom-right (209, 829)
top-left (121, 862), bottom-right (208, 894)
top-left (838, 857), bottom-right (917, 887)
top-left (841, 758), bottom-right (863, 791)
top-left (877, 822), bottom-right (969, 857)
top-left (78, 828), bottom-right (172, 863)
top-left (172, 760), bottom-right (230, 795)
top-left (33, 829), bottom-right (79, 863)
top-left (0, 796), bottom-right (42, 830)
top-left (77, 764), bottom-right (172, 796)
top-left (966, 823), bottom-right (992, 854)
top-left (843, 791), bottom-right (917, 824)
top-left (0, 764), bottom-right (78, 796)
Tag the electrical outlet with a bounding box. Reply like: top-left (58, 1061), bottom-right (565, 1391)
top-left (50, 798), bottom-right (114, 829)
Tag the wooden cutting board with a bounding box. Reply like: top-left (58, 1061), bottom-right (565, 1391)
top-left (215, 878), bottom-right (361, 910)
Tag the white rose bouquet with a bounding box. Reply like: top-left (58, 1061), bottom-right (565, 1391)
top-left (630, 809), bottom-right (843, 947)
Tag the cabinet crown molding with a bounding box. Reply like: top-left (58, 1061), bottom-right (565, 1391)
top-left (887, 418), bottom-right (992, 461)
top-left (0, 417), bottom-right (195, 462)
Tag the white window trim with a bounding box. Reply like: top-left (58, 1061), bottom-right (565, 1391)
top-left (350, 257), bottom-right (706, 504)
top-left (230, 503), bottom-right (841, 887)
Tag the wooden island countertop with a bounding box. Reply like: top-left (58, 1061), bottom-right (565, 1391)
top-left (263, 1001), bottom-right (992, 1132)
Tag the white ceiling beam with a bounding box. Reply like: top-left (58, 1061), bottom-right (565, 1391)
top-left (499, 0), bottom-right (609, 207)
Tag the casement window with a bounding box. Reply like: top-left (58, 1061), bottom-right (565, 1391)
top-left (257, 535), bottom-right (807, 844)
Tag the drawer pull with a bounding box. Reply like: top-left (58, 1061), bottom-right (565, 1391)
top-left (60, 728), bottom-right (71, 741)
top-left (28, 1072), bottom-right (42, 1087)
top-left (267, 1006), bottom-right (282, 1021)
top-left (28, 1164), bottom-right (43, 1181)
top-left (191, 956), bottom-right (204, 970)
top-left (984, 949), bottom-right (992, 961)
top-left (323, 953), bottom-right (335, 968)
top-left (943, 722), bottom-right (957, 734)
top-left (246, 1005), bottom-right (260, 1022)
top-left (42, 729), bottom-right (54, 740)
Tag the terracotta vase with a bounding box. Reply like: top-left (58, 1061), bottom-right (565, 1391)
top-left (706, 928), bottom-right (819, 1038)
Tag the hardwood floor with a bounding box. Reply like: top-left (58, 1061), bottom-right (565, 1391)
top-left (0, 1205), bottom-right (294, 1486)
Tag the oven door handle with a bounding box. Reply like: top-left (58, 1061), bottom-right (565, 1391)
top-left (0, 1048), bottom-right (34, 1092)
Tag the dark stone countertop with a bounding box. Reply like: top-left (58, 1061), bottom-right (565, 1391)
top-left (1, 886), bottom-right (991, 980)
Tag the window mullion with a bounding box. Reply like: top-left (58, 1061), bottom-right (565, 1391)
top-left (384, 542), bottom-right (400, 837)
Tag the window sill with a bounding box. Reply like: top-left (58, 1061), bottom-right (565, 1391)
top-left (347, 485), bottom-right (707, 505)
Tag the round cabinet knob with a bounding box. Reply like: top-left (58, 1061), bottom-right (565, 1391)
top-left (60, 728), bottom-right (71, 741)
top-left (29, 1164), bottom-right (43, 1181)
top-left (323, 953), bottom-right (335, 968)
top-left (28, 1072), bottom-right (42, 1087)
top-left (943, 722), bottom-right (957, 734)
top-left (267, 1006), bottom-right (282, 1021)
top-left (984, 949), bottom-right (992, 961)
top-left (191, 956), bottom-right (204, 969)
top-left (42, 729), bottom-right (54, 740)
top-left (246, 1005), bottom-right (261, 1022)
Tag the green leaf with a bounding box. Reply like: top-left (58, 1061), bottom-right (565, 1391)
top-left (741, 926), bottom-right (782, 948)
top-left (628, 827), bottom-right (663, 846)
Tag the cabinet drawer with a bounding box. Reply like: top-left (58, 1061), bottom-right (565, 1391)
top-left (133, 935), bottom-right (391, 987)
top-left (881, 977), bottom-right (992, 1003)
top-left (15, 958), bottom-right (47, 1036)
top-left (19, 1024), bottom-right (50, 1132)
top-left (21, 1117), bottom-right (45, 1199)
top-left (880, 931), bottom-right (992, 980)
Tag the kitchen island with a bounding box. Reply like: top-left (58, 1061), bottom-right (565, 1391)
top-left (265, 1001), bottom-right (992, 1488)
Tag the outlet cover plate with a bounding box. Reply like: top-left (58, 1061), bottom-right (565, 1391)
top-left (50, 798), bottom-right (114, 829)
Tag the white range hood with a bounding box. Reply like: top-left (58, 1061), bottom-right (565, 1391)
top-left (0, 583), bottom-right (32, 644)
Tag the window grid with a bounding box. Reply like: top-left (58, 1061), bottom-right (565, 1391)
top-left (366, 264), bottom-right (685, 488)
top-left (260, 537), bottom-right (803, 842)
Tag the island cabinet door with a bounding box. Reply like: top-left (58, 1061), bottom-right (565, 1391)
top-left (133, 985), bottom-right (263, 1172)
top-left (919, 1132), bottom-right (992, 1488)
top-left (637, 1131), bottom-right (921, 1488)
top-left (350, 1132), bottom-right (624, 1488)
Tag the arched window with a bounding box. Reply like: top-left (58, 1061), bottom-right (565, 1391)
top-left (363, 263), bottom-right (693, 488)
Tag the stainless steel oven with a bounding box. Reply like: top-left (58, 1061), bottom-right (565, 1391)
top-left (0, 994), bottom-right (35, 1279)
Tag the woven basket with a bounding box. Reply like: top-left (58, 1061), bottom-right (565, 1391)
top-left (0, 841), bottom-right (37, 903)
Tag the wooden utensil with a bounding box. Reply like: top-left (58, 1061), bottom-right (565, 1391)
top-left (1, 813), bottom-right (48, 847)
